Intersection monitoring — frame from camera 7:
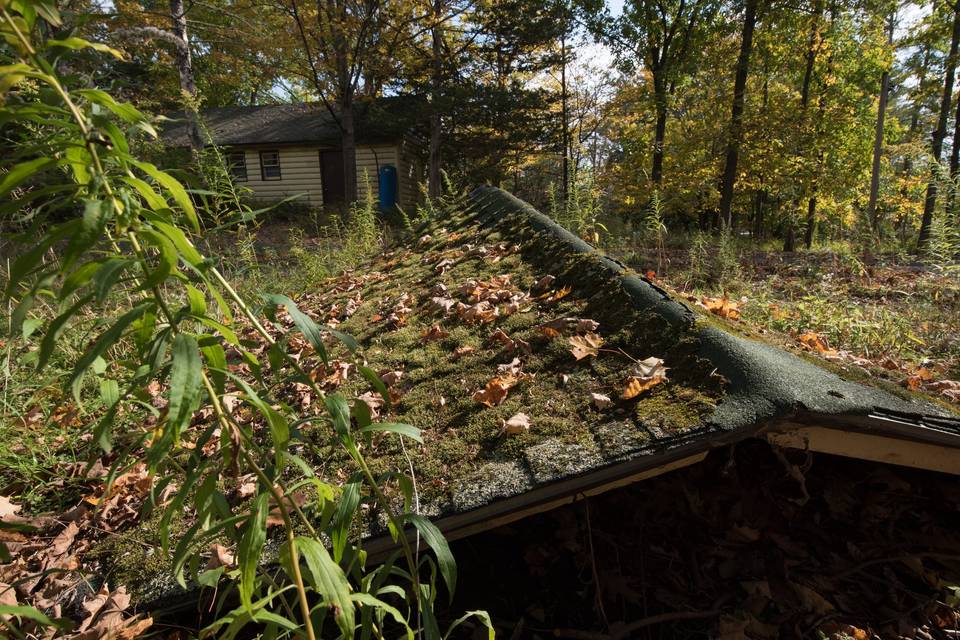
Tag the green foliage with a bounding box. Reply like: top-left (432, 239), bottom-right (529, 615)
top-left (0, 4), bottom-right (478, 638)
top-left (549, 167), bottom-right (608, 245)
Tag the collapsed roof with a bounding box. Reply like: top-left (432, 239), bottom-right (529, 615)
top-left (123, 186), bottom-right (960, 607)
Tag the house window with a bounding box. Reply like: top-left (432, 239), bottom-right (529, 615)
top-left (260, 150), bottom-right (281, 181)
top-left (227, 151), bottom-right (247, 182)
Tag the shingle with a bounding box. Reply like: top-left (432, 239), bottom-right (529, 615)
top-left (160, 96), bottom-right (426, 148)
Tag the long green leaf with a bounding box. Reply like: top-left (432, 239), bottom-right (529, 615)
top-left (37, 293), bottom-right (93, 370)
top-left (0, 157), bottom-right (55, 198)
top-left (167, 334), bottom-right (202, 442)
top-left (262, 293), bottom-right (328, 364)
top-left (351, 592), bottom-right (413, 640)
top-left (238, 493), bottom-right (268, 613)
top-left (405, 514), bottom-right (457, 602)
top-left (129, 158), bottom-right (199, 231)
top-left (68, 302), bottom-right (154, 402)
top-left (444, 610), bottom-right (494, 640)
top-left (331, 478), bottom-right (361, 562)
top-left (49, 39), bottom-right (125, 61)
top-left (289, 536), bottom-right (355, 638)
top-left (356, 422), bottom-right (423, 443)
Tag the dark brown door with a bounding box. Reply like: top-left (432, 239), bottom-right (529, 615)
top-left (320, 150), bottom-right (345, 205)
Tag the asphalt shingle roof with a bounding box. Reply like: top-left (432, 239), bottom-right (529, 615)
top-left (161, 96), bottom-right (424, 148)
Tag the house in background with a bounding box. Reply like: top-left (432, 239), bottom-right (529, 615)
top-left (162, 97), bottom-right (426, 210)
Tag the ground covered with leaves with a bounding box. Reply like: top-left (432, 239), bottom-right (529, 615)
top-left (449, 440), bottom-right (960, 640)
top-left (621, 247), bottom-right (960, 406)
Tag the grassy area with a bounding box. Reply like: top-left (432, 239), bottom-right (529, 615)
top-left (616, 240), bottom-right (960, 391)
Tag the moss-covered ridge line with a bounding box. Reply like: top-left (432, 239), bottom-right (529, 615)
top-left (466, 185), bottom-right (960, 436)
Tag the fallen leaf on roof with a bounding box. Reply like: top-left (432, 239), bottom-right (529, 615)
top-left (356, 392), bottom-right (385, 419)
top-left (501, 413), bottom-right (531, 435)
top-left (540, 317), bottom-right (599, 337)
top-left (903, 367), bottom-right (935, 391)
top-left (531, 274), bottom-right (555, 294)
top-left (473, 373), bottom-right (525, 407)
top-left (489, 328), bottom-right (531, 354)
top-left (568, 333), bottom-right (603, 360)
top-left (701, 293), bottom-right (741, 320)
top-left (429, 296), bottom-right (456, 315)
top-left (539, 285), bottom-right (572, 303)
top-left (206, 543), bottom-right (236, 570)
top-left (452, 345), bottom-right (476, 359)
top-left (458, 301), bottom-right (499, 324)
top-left (622, 357), bottom-right (669, 399)
top-left (266, 490), bottom-right (308, 528)
top-left (380, 370), bottom-right (403, 387)
top-left (591, 393), bottom-right (613, 409)
top-left (423, 324), bottom-right (449, 341)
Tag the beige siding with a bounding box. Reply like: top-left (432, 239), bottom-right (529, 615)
top-left (231, 143), bottom-right (411, 209)
top-left (238, 147), bottom-right (324, 206)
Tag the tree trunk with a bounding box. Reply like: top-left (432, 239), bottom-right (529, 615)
top-left (428, 0), bottom-right (443, 199)
top-left (717, 0), bottom-right (760, 228)
top-left (918, 0), bottom-right (960, 251)
top-left (341, 92), bottom-right (358, 204)
top-left (561, 34), bottom-right (570, 200)
top-left (803, 190), bottom-right (817, 248)
top-left (169, 0), bottom-right (202, 150)
top-left (867, 10), bottom-right (895, 234)
top-left (652, 77), bottom-right (667, 187)
top-left (784, 0), bottom-right (822, 251)
top-left (948, 74), bottom-right (960, 216)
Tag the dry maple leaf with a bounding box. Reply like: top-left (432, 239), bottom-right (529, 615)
top-left (701, 293), bottom-right (741, 320)
top-left (356, 392), bottom-right (385, 419)
top-left (380, 370), bottom-right (403, 387)
top-left (423, 324), bottom-right (449, 341)
top-left (489, 329), bottom-right (531, 354)
top-left (429, 296), bottom-right (456, 315)
top-left (452, 345), bottom-right (476, 360)
top-left (622, 357), bottom-right (669, 400)
top-left (568, 333), bottom-right (603, 360)
top-left (539, 285), bottom-right (573, 303)
top-left (206, 543), bottom-right (236, 570)
top-left (472, 374), bottom-right (523, 407)
top-left (501, 413), bottom-right (531, 435)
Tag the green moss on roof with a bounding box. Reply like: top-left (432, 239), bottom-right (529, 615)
top-left (290, 202), bottom-right (726, 512)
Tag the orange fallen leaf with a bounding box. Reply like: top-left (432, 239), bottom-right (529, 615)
top-left (701, 293), bottom-right (741, 320)
top-left (798, 331), bottom-right (838, 357)
top-left (568, 333), bottom-right (603, 360)
top-left (473, 374), bottom-right (524, 407)
top-left (622, 357), bottom-right (668, 399)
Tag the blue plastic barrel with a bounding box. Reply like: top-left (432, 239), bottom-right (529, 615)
top-left (378, 165), bottom-right (398, 210)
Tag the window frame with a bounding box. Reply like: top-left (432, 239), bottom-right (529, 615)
top-left (259, 150), bottom-right (282, 181)
top-left (227, 151), bottom-right (248, 182)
